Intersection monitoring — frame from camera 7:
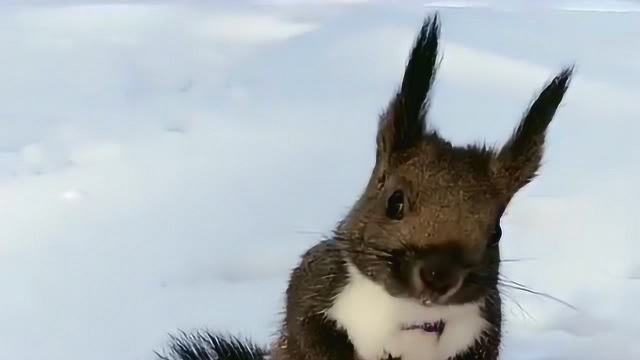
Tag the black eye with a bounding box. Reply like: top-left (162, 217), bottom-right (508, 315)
top-left (488, 222), bottom-right (502, 247)
top-left (386, 190), bottom-right (405, 220)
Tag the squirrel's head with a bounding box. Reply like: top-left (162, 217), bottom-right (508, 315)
top-left (336, 14), bottom-right (572, 306)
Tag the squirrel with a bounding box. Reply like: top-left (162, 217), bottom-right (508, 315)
top-left (156, 13), bottom-right (573, 360)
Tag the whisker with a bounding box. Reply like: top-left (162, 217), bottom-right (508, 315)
top-left (499, 290), bottom-right (536, 322)
top-left (499, 257), bottom-right (539, 263)
top-left (498, 281), bottom-right (577, 311)
top-left (292, 230), bottom-right (328, 236)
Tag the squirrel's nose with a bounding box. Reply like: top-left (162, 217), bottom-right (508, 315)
top-left (416, 260), bottom-right (459, 296)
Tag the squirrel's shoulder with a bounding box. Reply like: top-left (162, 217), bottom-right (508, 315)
top-left (294, 238), bottom-right (348, 277)
top-left (285, 238), bottom-right (350, 312)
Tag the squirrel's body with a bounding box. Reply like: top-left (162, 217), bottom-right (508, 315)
top-left (271, 240), bottom-right (501, 360)
top-left (157, 13), bottom-right (572, 360)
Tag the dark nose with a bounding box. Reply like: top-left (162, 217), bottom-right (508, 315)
top-left (416, 258), bottom-right (459, 295)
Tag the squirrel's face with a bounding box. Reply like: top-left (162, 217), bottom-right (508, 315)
top-left (349, 145), bottom-right (506, 305)
top-left (337, 15), bottom-right (572, 306)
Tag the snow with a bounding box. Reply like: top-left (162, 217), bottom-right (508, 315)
top-left (0, 1), bottom-right (638, 359)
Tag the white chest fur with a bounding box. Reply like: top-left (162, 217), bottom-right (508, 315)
top-left (326, 264), bottom-right (488, 360)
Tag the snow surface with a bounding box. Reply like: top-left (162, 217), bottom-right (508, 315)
top-left (0, 1), bottom-right (638, 359)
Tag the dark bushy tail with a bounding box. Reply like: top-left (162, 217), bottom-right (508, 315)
top-left (156, 330), bottom-right (267, 360)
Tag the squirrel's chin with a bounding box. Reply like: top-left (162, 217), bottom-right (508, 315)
top-left (417, 296), bottom-right (451, 307)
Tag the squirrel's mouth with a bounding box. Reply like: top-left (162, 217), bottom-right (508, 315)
top-left (401, 320), bottom-right (446, 335)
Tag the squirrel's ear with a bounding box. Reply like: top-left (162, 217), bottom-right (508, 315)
top-left (493, 67), bottom-right (573, 196)
top-left (377, 14), bottom-right (440, 158)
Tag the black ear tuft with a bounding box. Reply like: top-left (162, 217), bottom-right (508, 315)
top-left (379, 14), bottom-right (441, 155)
top-left (400, 13), bottom-right (440, 127)
top-left (502, 66), bottom-right (573, 162)
top-left (495, 66), bottom-right (574, 193)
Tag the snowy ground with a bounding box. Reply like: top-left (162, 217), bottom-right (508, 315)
top-left (0, 1), bottom-right (638, 359)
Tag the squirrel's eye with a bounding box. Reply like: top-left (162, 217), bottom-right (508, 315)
top-left (386, 190), bottom-right (405, 220)
top-left (488, 222), bottom-right (502, 247)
